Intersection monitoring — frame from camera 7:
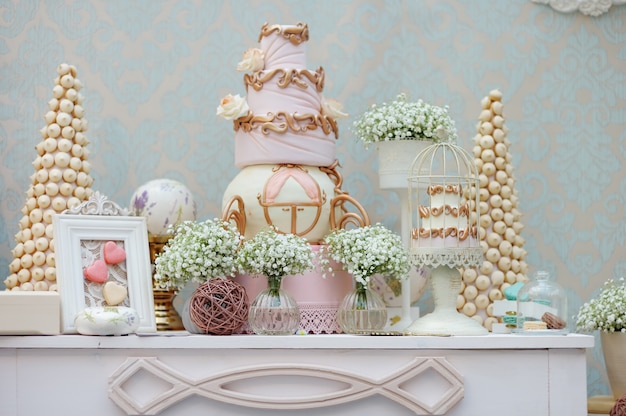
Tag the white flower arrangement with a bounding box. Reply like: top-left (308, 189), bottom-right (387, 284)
top-left (154, 219), bottom-right (241, 291)
top-left (575, 277), bottom-right (626, 333)
top-left (237, 227), bottom-right (314, 281)
top-left (353, 93), bottom-right (458, 146)
top-left (320, 223), bottom-right (410, 287)
top-left (216, 94), bottom-right (249, 120)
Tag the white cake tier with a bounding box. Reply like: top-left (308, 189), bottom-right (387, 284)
top-left (420, 184), bottom-right (470, 230)
top-left (429, 191), bottom-right (461, 207)
top-left (222, 164), bottom-right (340, 242)
top-left (419, 204), bottom-right (470, 229)
top-left (412, 235), bottom-right (479, 249)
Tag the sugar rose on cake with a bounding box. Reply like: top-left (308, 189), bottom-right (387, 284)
top-left (216, 94), bottom-right (249, 120)
top-left (236, 48), bottom-right (265, 72)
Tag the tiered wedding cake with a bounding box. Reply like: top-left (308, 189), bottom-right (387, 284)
top-left (220, 22), bottom-right (353, 243)
top-left (218, 23), bottom-right (363, 333)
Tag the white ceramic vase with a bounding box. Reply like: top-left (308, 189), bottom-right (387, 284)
top-left (376, 139), bottom-right (432, 190)
top-left (601, 331), bottom-right (626, 400)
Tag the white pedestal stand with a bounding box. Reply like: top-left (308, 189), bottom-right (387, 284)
top-left (402, 142), bottom-right (489, 337)
top-left (404, 265), bottom-right (488, 336)
top-left (380, 192), bottom-right (418, 332)
top-left (377, 141), bottom-right (431, 332)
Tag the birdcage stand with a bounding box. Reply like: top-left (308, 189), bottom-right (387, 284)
top-left (404, 142), bottom-right (489, 336)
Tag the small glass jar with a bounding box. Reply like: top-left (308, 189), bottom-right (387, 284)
top-left (337, 280), bottom-right (388, 334)
top-left (516, 271), bottom-right (568, 333)
top-left (248, 276), bottom-right (301, 335)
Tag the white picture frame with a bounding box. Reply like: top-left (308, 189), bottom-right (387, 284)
top-left (53, 213), bottom-right (156, 334)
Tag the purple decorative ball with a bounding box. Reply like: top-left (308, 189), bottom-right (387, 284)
top-left (130, 179), bottom-right (197, 236)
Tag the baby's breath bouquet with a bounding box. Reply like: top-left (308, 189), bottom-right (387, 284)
top-left (353, 93), bottom-right (458, 146)
top-left (239, 227), bottom-right (312, 335)
top-left (320, 223), bottom-right (410, 287)
top-left (237, 227), bottom-right (314, 284)
top-left (154, 219), bottom-right (241, 291)
top-left (575, 277), bottom-right (626, 333)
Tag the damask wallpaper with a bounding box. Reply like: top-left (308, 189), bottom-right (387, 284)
top-left (0, 0), bottom-right (624, 398)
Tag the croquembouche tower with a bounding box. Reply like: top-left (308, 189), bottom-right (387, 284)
top-left (458, 89), bottom-right (529, 331)
top-left (4, 63), bottom-right (94, 292)
top-left (218, 23), bottom-right (367, 334)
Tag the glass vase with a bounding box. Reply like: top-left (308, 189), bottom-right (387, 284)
top-left (248, 276), bottom-right (300, 335)
top-left (337, 280), bottom-right (388, 334)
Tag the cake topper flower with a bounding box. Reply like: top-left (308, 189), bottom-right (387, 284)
top-left (216, 94), bottom-right (249, 120)
top-left (321, 98), bottom-right (349, 119)
top-left (236, 48), bottom-right (265, 72)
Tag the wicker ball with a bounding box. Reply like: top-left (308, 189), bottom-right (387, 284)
top-left (611, 393), bottom-right (626, 416)
top-left (188, 279), bottom-right (249, 335)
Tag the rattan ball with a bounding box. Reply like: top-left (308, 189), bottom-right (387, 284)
top-left (611, 393), bottom-right (626, 416)
top-left (188, 279), bottom-right (249, 335)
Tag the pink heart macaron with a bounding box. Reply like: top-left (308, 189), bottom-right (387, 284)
top-left (84, 259), bottom-right (108, 283)
top-left (103, 241), bottom-right (126, 265)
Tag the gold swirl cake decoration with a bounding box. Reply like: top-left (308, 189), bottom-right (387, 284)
top-left (258, 22), bottom-right (309, 45)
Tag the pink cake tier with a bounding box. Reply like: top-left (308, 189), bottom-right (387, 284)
top-left (233, 23), bottom-right (337, 168)
top-left (233, 244), bottom-right (353, 334)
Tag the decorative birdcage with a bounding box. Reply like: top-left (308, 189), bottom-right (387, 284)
top-left (404, 142), bottom-right (488, 336)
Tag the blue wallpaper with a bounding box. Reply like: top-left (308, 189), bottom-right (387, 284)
top-left (1, 0), bottom-right (624, 398)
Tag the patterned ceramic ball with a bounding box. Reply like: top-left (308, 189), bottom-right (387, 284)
top-left (370, 268), bottom-right (429, 307)
top-left (130, 179), bottom-right (197, 236)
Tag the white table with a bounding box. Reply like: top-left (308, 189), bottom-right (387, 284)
top-left (0, 333), bottom-right (593, 416)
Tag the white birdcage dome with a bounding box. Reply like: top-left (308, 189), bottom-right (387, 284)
top-left (408, 142), bottom-right (483, 269)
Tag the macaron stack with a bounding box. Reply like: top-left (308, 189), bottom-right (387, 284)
top-left (458, 89), bottom-right (529, 331)
top-left (4, 63), bottom-right (94, 291)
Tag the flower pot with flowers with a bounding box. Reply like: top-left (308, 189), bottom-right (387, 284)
top-left (352, 93), bottom-right (458, 189)
top-left (320, 223), bottom-right (410, 334)
top-left (576, 277), bottom-right (626, 400)
top-left (154, 219), bottom-right (247, 335)
top-left (237, 227), bottom-right (314, 335)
